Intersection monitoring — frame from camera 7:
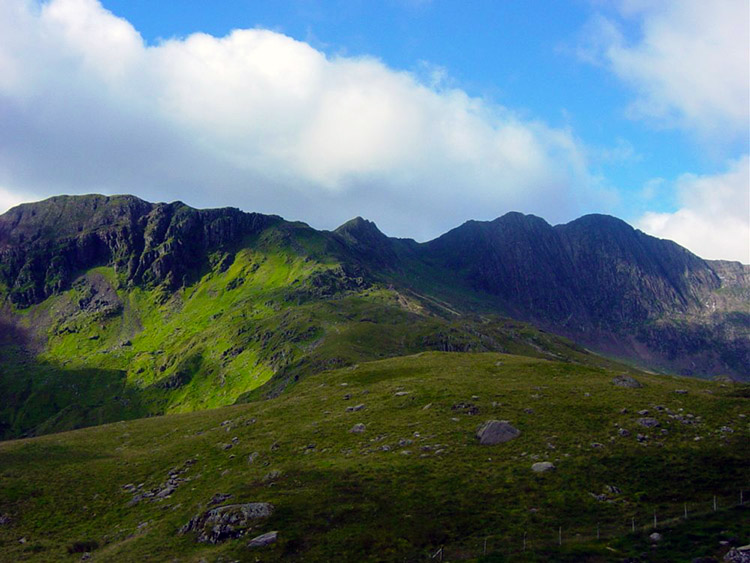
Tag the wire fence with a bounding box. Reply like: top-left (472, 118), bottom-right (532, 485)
top-left (429, 490), bottom-right (748, 561)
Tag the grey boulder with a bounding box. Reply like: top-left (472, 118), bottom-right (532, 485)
top-left (612, 375), bottom-right (643, 388)
top-left (247, 530), bottom-right (278, 548)
top-left (476, 420), bottom-right (520, 445)
top-left (532, 462), bottom-right (556, 473)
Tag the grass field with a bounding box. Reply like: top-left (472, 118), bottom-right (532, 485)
top-left (1, 352), bottom-right (747, 561)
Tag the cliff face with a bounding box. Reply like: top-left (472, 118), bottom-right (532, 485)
top-left (421, 213), bottom-right (722, 329)
top-left (0, 195), bottom-right (279, 306)
top-left (418, 212), bottom-right (746, 376)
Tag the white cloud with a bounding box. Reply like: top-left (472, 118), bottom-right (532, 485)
top-left (582, 0), bottom-right (749, 140)
top-left (636, 156), bottom-right (750, 263)
top-left (0, 0), bottom-right (608, 240)
top-left (0, 185), bottom-right (36, 214)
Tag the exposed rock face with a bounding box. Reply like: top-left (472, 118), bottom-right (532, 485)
top-left (179, 502), bottom-right (274, 544)
top-left (476, 420), bottom-right (520, 445)
top-left (0, 195), bottom-right (278, 307)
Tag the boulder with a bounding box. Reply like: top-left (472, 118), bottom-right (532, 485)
top-left (349, 423), bottom-right (366, 434)
top-left (531, 462), bottom-right (556, 473)
top-left (638, 417), bottom-right (660, 428)
top-left (180, 503), bottom-right (274, 544)
top-left (247, 530), bottom-right (278, 548)
top-left (724, 546), bottom-right (750, 563)
top-left (649, 532), bottom-right (662, 542)
top-left (346, 404), bottom-right (366, 413)
top-left (476, 420), bottom-right (520, 445)
top-left (613, 375), bottom-right (643, 388)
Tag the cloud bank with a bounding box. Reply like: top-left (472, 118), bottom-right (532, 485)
top-left (582, 0), bottom-right (749, 262)
top-left (0, 0), bottom-right (604, 241)
top-left (583, 0), bottom-right (749, 140)
top-left (637, 156), bottom-right (749, 263)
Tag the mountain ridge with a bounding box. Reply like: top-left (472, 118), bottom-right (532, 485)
top-left (0, 194), bottom-right (747, 439)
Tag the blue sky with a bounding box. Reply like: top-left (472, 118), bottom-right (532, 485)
top-left (0, 0), bottom-right (748, 260)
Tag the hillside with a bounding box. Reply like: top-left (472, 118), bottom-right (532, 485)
top-left (0, 195), bottom-right (747, 440)
top-left (0, 352), bottom-right (747, 562)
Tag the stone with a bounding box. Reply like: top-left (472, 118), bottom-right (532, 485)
top-left (349, 423), bottom-right (366, 434)
top-left (247, 530), bottom-right (278, 548)
top-left (618, 428), bottom-right (631, 437)
top-left (346, 404), bottom-right (366, 412)
top-left (247, 452), bottom-right (259, 464)
top-left (452, 402), bottom-right (479, 415)
top-left (180, 503), bottom-right (274, 543)
top-left (612, 375), bottom-right (643, 388)
top-left (675, 389), bottom-right (688, 394)
top-left (0, 514), bottom-right (12, 527)
top-left (649, 532), bottom-right (662, 542)
top-left (476, 420), bottom-right (521, 445)
top-left (638, 417), bottom-right (660, 428)
top-left (394, 391), bottom-right (410, 396)
top-left (209, 493), bottom-right (233, 506)
top-left (262, 470), bottom-right (282, 482)
top-left (724, 546), bottom-right (750, 563)
top-left (531, 462), bottom-right (555, 473)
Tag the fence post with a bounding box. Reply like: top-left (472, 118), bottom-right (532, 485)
top-left (558, 526), bottom-right (562, 546)
top-left (713, 495), bottom-right (717, 511)
top-left (653, 509), bottom-right (657, 528)
top-left (684, 503), bottom-right (688, 519)
top-left (483, 537), bottom-right (487, 556)
top-left (631, 517), bottom-right (635, 533)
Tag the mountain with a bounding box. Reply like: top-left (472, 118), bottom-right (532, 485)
top-left (418, 212), bottom-right (749, 376)
top-left (0, 194), bottom-right (747, 440)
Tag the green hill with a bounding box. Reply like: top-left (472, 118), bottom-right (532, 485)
top-left (0, 352), bottom-right (747, 561)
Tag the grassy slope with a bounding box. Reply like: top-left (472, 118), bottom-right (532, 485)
top-left (0, 352), bottom-right (747, 562)
top-left (0, 222), bottom-right (636, 439)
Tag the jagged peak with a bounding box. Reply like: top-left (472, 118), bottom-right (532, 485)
top-left (334, 216), bottom-right (388, 241)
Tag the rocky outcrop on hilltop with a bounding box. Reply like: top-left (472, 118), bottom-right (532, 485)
top-left (0, 195), bottom-right (279, 306)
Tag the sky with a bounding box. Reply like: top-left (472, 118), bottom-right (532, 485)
top-left (0, 0), bottom-right (748, 262)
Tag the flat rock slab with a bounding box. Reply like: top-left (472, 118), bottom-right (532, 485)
top-left (180, 502), bottom-right (274, 544)
top-left (612, 375), bottom-right (643, 388)
top-left (247, 530), bottom-right (278, 548)
top-left (476, 420), bottom-right (520, 445)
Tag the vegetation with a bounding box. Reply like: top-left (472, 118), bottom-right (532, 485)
top-left (0, 352), bottom-right (747, 561)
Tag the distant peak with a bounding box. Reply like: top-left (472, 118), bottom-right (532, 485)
top-left (335, 216), bottom-right (384, 237)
